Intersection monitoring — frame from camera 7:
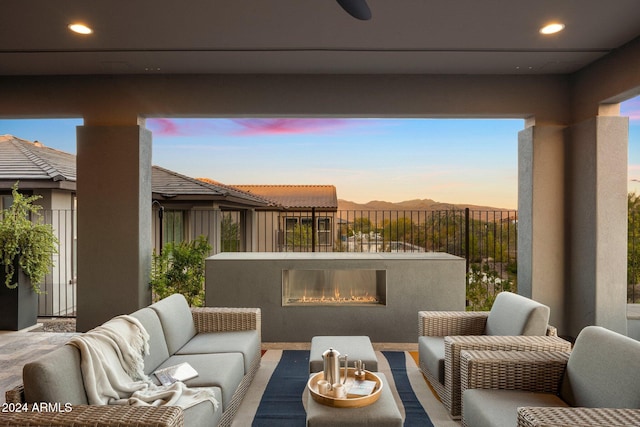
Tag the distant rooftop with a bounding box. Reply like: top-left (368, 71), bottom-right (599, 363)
top-left (153, 167), bottom-right (273, 207)
top-left (0, 135), bottom-right (338, 211)
top-left (232, 184), bottom-right (338, 210)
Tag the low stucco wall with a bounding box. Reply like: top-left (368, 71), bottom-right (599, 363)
top-left (205, 252), bottom-right (466, 342)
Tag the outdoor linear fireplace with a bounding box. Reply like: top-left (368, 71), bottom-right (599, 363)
top-left (282, 269), bottom-right (387, 306)
top-left (205, 252), bottom-right (466, 342)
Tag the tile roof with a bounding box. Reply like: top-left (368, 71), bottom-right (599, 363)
top-left (0, 135), bottom-right (76, 182)
top-left (153, 166), bottom-right (273, 206)
top-left (233, 185), bottom-right (338, 210)
top-left (0, 135), bottom-right (332, 210)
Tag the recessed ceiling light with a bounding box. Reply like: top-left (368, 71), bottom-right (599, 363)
top-left (68, 23), bottom-right (93, 35)
top-left (540, 23), bottom-right (565, 35)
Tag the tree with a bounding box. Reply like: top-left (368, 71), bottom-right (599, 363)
top-left (352, 217), bottom-right (373, 234)
top-left (382, 217), bottom-right (417, 245)
top-left (286, 223), bottom-right (312, 250)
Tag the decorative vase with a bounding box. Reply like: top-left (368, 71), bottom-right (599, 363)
top-left (0, 264), bottom-right (38, 331)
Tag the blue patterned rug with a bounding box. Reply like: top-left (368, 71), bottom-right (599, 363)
top-left (383, 351), bottom-right (434, 426)
top-left (252, 350), bottom-right (309, 426)
top-left (251, 350), bottom-right (435, 426)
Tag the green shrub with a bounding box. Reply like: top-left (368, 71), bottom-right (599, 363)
top-left (150, 235), bottom-right (212, 306)
top-left (466, 263), bottom-right (514, 311)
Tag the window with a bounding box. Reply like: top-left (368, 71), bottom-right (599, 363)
top-left (1, 195), bottom-right (12, 210)
top-left (318, 218), bottom-right (331, 245)
top-left (283, 215), bottom-right (332, 247)
top-left (164, 210), bottom-right (185, 244)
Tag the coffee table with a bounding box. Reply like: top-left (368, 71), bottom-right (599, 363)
top-left (305, 372), bottom-right (403, 426)
top-left (309, 335), bottom-right (378, 373)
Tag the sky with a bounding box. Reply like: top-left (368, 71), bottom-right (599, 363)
top-left (1, 96), bottom-right (639, 210)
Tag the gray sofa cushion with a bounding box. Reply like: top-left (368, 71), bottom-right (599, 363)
top-left (485, 292), bottom-right (550, 336)
top-left (418, 336), bottom-right (445, 384)
top-left (149, 294), bottom-right (197, 354)
top-left (463, 389), bottom-right (568, 427)
top-left (130, 307), bottom-right (171, 375)
top-left (23, 345), bottom-right (88, 405)
top-left (560, 325), bottom-right (640, 408)
top-left (176, 330), bottom-right (260, 373)
top-left (153, 352), bottom-right (245, 411)
top-left (183, 389), bottom-right (223, 427)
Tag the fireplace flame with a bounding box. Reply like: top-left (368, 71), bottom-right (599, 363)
top-left (287, 286), bottom-right (380, 305)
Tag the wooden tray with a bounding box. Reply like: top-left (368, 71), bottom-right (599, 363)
top-left (307, 368), bottom-right (383, 408)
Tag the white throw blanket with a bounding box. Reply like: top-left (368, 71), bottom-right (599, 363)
top-left (69, 315), bottom-right (219, 411)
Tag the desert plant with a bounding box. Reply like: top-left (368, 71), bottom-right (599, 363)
top-left (150, 235), bottom-right (212, 306)
top-left (0, 182), bottom-right (58, 293)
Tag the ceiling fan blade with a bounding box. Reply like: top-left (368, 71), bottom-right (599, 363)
top-left (336, 0), bottom-right (372, 20)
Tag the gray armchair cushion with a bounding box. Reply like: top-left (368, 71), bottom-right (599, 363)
top-left (418, 336), bottom-right (445, 384)
top-left (23, 345), bottom-right (88, 405)
top-left (149, 294), bottom-right (197, 355)
top-left (560, 325), bottom-right (640, 408)
top-left (463, 389), bottom-right (568, 427)
top-left (485, 292), bottom-right (550, 336)
top-left (130, 307), bottom-right (171, 374)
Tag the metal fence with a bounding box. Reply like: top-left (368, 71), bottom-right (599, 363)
top-left (35, 209), bottom-right (77, 318)
top-left (38, 206), bottom-right (640, 317)
top-left (157, 208), bottom-right (519, 296)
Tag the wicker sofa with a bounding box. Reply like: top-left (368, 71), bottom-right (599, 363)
top-left (3, 294), bottom-right (261, 427)
top-left (418, 292), bottom-right (571, 418)
top-left (461, 325), bottom-right (640, 427)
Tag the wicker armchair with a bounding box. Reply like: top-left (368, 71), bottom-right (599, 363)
top-left (5, 305), bottom-right (261, 427)
top-left (0, 405), bottom-right (184, 427)
top-left (461, 326), bottom-right (640, 427)
top-left (518, 407), bottom-right (640, 427)
top-left (418, 292), bottom-right (568, 418)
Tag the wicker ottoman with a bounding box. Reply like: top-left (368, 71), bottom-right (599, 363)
top-left (309, 336), bottom-right (378, 373)
top-left (306, 372), bottom-right (403, 427)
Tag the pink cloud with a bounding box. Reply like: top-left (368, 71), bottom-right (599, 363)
top-left (229, 118), bottom-right (352, 136)
top-left (147, 118), bottom-right (219, 136)
top-left (621, 99), bottom-right (640, 121)
top-left (147, 118), bottom-right (364, 137)
top-left (147, 118), bottom-right (182, 136)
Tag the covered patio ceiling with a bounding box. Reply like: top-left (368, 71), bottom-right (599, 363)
top-left (1, 2), bottom-right (639, 338)
top-left (2, 0), bottom-right (640, 76)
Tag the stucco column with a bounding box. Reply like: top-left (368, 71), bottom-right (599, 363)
top-left (566, 115), bottom-right (628, 337)
top-left (518, 124), bottom-right (567, 333)
top-left (76, 125), bottom-right (152, 331)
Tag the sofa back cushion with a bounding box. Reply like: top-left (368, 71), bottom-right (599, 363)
top-left (149, 293), bottom-right (197, 354)
top-left (560, 326), bottom-right (640, 408)
top-left (23, 344), bottom-right (88, 404)
top-left (130, 307), bottom-right (171, 375)
top-left (485, 292), bottom-right (550, 336)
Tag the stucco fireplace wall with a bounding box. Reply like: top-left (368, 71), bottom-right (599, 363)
top-left (205, 252), bottom-right (466, 342)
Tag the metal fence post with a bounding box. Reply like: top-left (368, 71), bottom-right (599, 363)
top-left (465, 208), bottom-right (470, 273)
